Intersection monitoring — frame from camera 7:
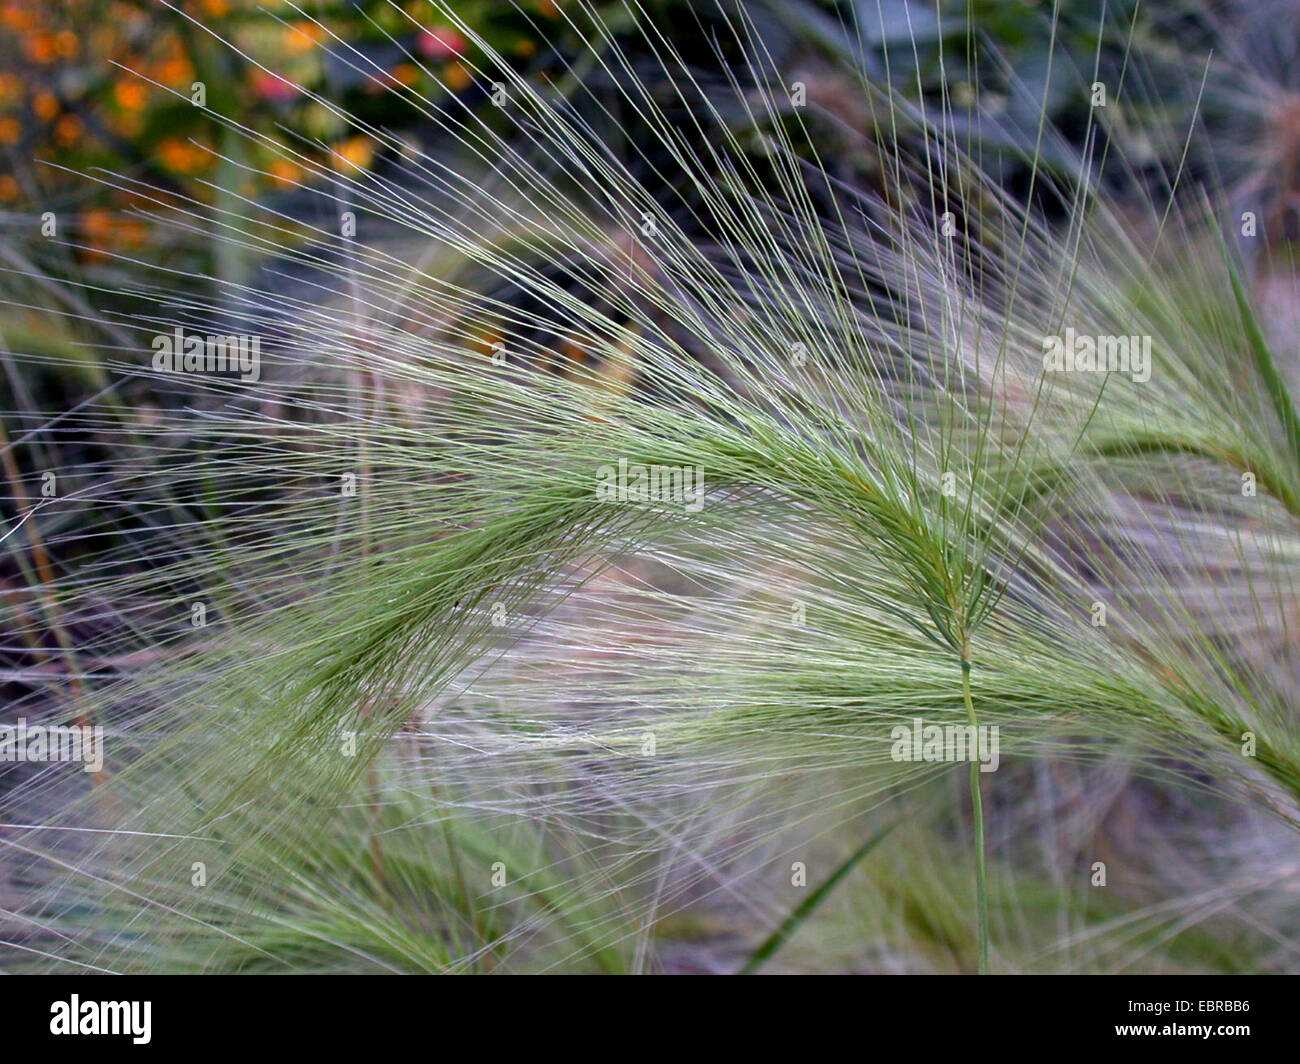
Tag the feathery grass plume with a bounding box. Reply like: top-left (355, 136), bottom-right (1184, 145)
top-left (2, 0), bottom-right (1300, 973)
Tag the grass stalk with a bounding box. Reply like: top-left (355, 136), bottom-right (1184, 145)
top-left (961, 652), bottom-right (989, 975)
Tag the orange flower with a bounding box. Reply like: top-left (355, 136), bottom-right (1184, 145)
top-left (24, 33), bottom-right (57, 64)
top-left (0, 116), bottom-right (19, 145)
top-left (389, 63), bottom-right (419, 87)
top-left (55, 30), bottom-right (79, 58)
top-left (443, 60), bottom-right (471, 93)
top-left (332, 135), bottom-right (373, 172)
top-left (81, 209), bottom-right (114, 241)
top-left (0, 174), bottom-right (18, 202)
top-left (286, 20), bottom-right (326, 53)
top-left (53, 113), bottom-right (82, 147)
top-left (157, 138), bottom-right (210, 174)
top-left (114, 81), bottom-right (148, 111)
top-left (0, 5), bottom-right (35, 33)
top-left (33, 92), bottom-right (60, 122)
top-left (116, 218), bottom-right (148, 249)
top-left (267, 159), bottom-right (301, 187)
top-left (157, 58), bottom-right (195, 86)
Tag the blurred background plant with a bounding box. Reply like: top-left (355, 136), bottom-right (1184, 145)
top-left (0, 0), bottom-right (1279, 322)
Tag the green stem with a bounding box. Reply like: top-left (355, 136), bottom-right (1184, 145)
top-left (961, 654), bottom-right (989, 974)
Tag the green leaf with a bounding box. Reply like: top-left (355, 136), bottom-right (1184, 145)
top-left (739, 821), bottom-right (900, 974)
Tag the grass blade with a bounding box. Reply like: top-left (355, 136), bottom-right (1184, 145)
top-left (738, 821), bottom-right (900, 975)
